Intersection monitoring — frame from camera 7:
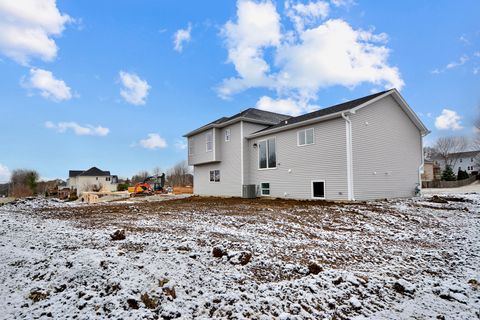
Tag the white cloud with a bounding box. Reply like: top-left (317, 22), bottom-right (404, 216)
top-left (256, 95), bottom-right (317, 116)
top-left (285, 0), bottom-right (330, 32)
top-left (119, 71), bottom-right (150, 105)
top-left (218, 0), bottom-right (281, 98)
top-left (174, 139), bottom-right (187, 150)
top-left (459, 35), bottom-right (470, 45)
top-left (218, 1), bottom-right (403, 114)
top-left (435, 109), bottom-right (463, 131)
top-left (0, 0), bottom-right (72, 65)
top-left (0, 163), bottom-right (10, 183)
top-left (45, 121), bottom-right (110, 136)
top-left (24, 68), bottom-right (72, 101)
top-left (433, 55), bottom-right (469, 74)
top-left (139, 133), bottom-right (167, 150)
top-left (330, 0), bottom-right (356, 7)
top-left (474, 67), bottom-right (479, 75)
top-left (173, 23), bottom-right (192, 52)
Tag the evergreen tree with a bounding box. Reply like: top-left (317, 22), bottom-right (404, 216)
top-left (442, 165), bottom-right (456, 181)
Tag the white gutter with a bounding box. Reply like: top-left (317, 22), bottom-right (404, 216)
top-left (341, 112), bottom-right (355, 201)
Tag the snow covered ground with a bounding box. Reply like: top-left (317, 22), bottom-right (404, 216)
top-left (0, 194), bottom-right (479, 319)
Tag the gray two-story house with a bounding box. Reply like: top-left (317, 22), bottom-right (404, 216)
top-left (184, 89), bottom-right (429, 201)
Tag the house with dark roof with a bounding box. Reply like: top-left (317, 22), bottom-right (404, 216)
top-left (67, 167), bottom-right (118, 196)
top-left (184, 89), bottom-right (429, 200)
top-left (432, 150), bottom-right (480, 176)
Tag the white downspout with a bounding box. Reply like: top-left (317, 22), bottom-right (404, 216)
top-left (342, 112), bottom-right (355, 201)
top-left (418, 134), bottom-right (425, 190)
top-left (240, 121), bottom-right (244, 187)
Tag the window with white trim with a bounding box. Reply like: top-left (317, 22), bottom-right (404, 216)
top-left (206, 131), bottom-right (213, 152)
top-left (261, 183), bottom-right (270, 195)
top-left (298, 128), bottom-right (314, 146)
top-left (209, 170), bottom-right (220, 182)
top-left (189, 138), bottom-right (194, 155)
top-left (258, 138), bottom-right (276, 169)
top-left (225, 128), bottom-right (231, 142)
top-left (312, 181), bottom-right (325, 199)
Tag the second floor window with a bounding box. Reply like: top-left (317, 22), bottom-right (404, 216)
top-left (225, 128), bottom-right (231, 142)
top-left (206, 131), bottom-right (213, 152)
top-left (189, 138), bottom-right (194, 155)
top-left (259, 138), bottom-right (276, 169)
top-left (298, 128), bottom-right (314, 146)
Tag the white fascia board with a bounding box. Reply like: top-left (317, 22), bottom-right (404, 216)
top-left (246, 112), bottom-right (345, 139)
top-left (183, 117), bottom-right (279, 137)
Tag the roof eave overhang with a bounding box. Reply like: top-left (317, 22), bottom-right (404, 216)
top-left (247, 89), bottom-right (430, 139)
top-left (183, 117), bottom-right (280, 137)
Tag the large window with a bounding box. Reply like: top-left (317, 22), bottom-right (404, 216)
top-left (298, 128), bottom-right (314, 146)
top-left (261, 183), bottom-right (270, 195)
top-left (209, 170), bottom-right (220, 182)
top-left (259, 138), bottom-right (276, 169)
top-left (225, 128), bottom-right (231, 142)
top-left (206, 131), bottom-right (213, 152)
top-left (312, 181), bottom-right (325, 199)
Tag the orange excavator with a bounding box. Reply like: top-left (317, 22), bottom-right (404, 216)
top-left (130, 173), bottom-right (166, 197)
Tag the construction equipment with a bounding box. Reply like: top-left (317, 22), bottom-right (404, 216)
top-left (130, 173), bottom-right (166, 197)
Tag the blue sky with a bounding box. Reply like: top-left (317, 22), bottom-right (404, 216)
top-left (0, 0), bottom-right (479, 182)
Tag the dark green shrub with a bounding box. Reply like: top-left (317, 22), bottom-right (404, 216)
top-left (441, 165), bottom-right (456, 181)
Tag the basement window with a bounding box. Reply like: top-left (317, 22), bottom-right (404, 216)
top-left (312, 181), bottom-right (325, 199)
top-left (206, 131), bottom-right (213, 152)
top-left (261, 183), bottom-right (270, 195)
top-left (298, 128), bottom-right (314, 146)
top-left (209, 170), bottom-right (220, 182)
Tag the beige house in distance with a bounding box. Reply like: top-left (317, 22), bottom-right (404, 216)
top-left (67, 167), bottom-right (118, 196)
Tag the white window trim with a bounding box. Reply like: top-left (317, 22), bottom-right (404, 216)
top-left (297, 128), bottom-right (315, 147)
top-left (311, 180), bottom-right (326, 199)
top-left (258, 137), bottom-right (277, 170)
top-left (206, 131), bottom-right (213, 152)
top-left (225, 128), bottom-right (231, 142)
top-left (260, 182), bottom-right (271, 196)
top-left (209, 169), bottom-right (220, 183)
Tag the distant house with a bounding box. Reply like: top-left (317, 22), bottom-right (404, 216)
top-left (184, 89), bottom-right (429, 200)
top-left (433, 150), bottom-right (480, 175)
top-left (67, 167), bottom-right (118, 196)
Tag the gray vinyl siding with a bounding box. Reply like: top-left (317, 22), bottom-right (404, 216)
top-left (351, 95), bottom-right (422, 200)
top-left (193, 123), bottom-right (243, 196)
top-left (188, 129), bottom-right (217, 165)
top-left (247, 118), bottom-right (349, 200)
top-left (242, 122), bottom-right (269, 185)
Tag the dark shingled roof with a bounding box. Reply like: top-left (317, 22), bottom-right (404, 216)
top-left (69, 167), bottom-right (110, 177)
top-left (253, 89), bottom-right (392, 134)
top-left (191, 108), bottom-right (291, 134)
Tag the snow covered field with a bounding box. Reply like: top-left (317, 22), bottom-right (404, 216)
top-left (0, 195), bottom-right (479, 319)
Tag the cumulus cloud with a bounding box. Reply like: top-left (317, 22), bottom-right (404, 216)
top-left (139, 133), bottom-right (167, 150)
top-left (0, 0), bottom-right (72, 65)
top-left (23, 68), bottom-right (72, 101)
top-left (285, 0), bottom-right (330, 31)
top-left (45, 121), bottom-right (110, 136)
top-left (173, 23), bottom-right (192, 52)
top-left (256, 95), bottom-right (317, 116)
top-left (435, 109), bottom-right (463, 131)
top-left (0, 163), bottom-right (10, 183)
top-left (218, 0), bottom-right (403, 114)
top-left (119, 71), bottom-right (150, 105)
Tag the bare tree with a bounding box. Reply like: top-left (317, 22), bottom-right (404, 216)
top-left (433, 136), bottom-right (468, 168)
top-left (152, 166), bottom-right (164, 176)
top-left (9, 169), bottom-right (40, 197)
top-left (131, 170), bottom-right (150, 184)
top-left (167, 161), bottom-right (193, 187)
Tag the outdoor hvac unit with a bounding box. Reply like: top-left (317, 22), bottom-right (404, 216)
top-left (242, 184), bottom-right (257, 199)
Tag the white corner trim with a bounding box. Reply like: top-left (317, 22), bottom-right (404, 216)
top-left (341, 112), bottom-right (355, 201)
top-left (240, 121), bottom-right (244, 186)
